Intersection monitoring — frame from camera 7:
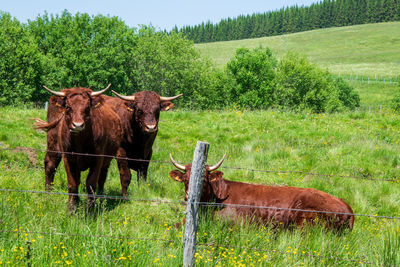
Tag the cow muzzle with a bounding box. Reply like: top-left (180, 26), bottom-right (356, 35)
top-left (144, 124), bottom-right (157, 133)
top-left (70, 121), bottom-right (85, 133)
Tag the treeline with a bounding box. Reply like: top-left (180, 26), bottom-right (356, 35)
top-left (0, 11), bottom-right (218, 108)
top-left (173, 0), bottom-right (400, 43)
top-left (0, 11), bottom-right (359, 112)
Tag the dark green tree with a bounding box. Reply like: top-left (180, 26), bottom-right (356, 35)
top-left (0, 12), bottom-right (43, 105)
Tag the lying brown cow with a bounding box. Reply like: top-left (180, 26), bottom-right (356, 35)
top-left (169, 154), bottom-right (355, 231)
top-left (36, 85), bottom-right (122, 212)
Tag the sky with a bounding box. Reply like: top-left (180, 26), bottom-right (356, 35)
top-left (2, 0), bottom-right (317, 31)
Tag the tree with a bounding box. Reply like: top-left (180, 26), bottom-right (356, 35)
top-left (0, 12), bottom-right (42, 105)
top-left (27, 11), bottom-right (138, 94)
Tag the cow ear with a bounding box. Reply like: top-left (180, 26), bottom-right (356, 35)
top-left (169, 170), bottom-right (184, 182)
top-left (124, 102), bottom-right (135, 112)
top-left (91, 96), bottom-right (104, 109)
top-left (50, 95), bottom-right (65, 108)
top-left (209, 171), bottom-right (229, 200)
top-left (161, 101), bottom-right (174, 111)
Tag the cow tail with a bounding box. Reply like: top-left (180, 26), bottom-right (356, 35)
top-left (31, 116), bottom-right (62, 132)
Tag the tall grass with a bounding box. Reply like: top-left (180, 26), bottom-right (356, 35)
top-left (1, 103), bottom-right (400, 265)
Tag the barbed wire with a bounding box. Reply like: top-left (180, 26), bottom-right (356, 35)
top-left (1, 146), bottom-right (400, 183)
top-left (1, 188), bottom-right (400, 220)
top-left (0, 188), bottom-right (184, 205)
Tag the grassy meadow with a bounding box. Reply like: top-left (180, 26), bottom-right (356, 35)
top-left (1, 20), bottom-right (400, 266)
top-left (196, 22), bottom-right (400, 78)
top-left (1, 97), bottom-right (400, 265)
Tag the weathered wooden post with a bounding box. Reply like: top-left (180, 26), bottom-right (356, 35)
top-left (183, 141), bottom-right (210, 267)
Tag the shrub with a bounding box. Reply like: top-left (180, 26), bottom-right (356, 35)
top-left (274, 52), bottom-right (359, 113)
top-left (226, 47), bottom-right (277, 109)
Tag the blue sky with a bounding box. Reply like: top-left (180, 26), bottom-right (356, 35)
top-left (2, 0), bottom-right (317, 30)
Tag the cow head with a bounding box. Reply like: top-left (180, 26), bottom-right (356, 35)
top-left (112, 90), bottom-right (182, 134)
top-left (169, 154), bottom-right (227, 201)
top-left (43, 84), bottom-right (111, 133)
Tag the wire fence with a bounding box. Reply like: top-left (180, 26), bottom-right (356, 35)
top-left (1, 145), bottom-right (400, 265)
top-left (1, 146), bottom-right (400, 183)
top-left (336, 74), bottom-right (399, 85)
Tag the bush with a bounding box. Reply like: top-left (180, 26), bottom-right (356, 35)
top-left (226, 47), bottom-right (277, 109)
top-left (274, 52), bottom-right (359, 113)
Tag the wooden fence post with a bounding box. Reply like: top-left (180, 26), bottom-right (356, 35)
top-left (183, 141), bottom-right (210, 267)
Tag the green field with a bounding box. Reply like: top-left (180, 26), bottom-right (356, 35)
top-left (1, 21), bottom-right (400, 266)
top-left (1, 102), bottom-right (400, 265)
top-left (196, 22), bottom-right (400, 78)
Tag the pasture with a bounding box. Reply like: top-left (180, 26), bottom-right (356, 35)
top-left (196, 21), bottom-right (400, 78)
top-left (1, 88), bottom-right (400, 265)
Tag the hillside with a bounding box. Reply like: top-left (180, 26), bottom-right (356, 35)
top-left (195, 22), bottom-right (400, 78)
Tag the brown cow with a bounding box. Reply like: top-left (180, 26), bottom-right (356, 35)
top-left (33, 95), bottom-right (64, 191)
top-left (37, 85), bottom-right (122, 212)
top-left (110, 90), bottom-right (182, 195)
top-left (169, 154), bottom-right (355, 231)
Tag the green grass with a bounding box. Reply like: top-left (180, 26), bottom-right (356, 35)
top-left (196, 22), bottom-right (400, 78)
top-left (1, 103), bottom-right (400, 265)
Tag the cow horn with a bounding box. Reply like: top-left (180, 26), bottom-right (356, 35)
top-left (169, 154), bottom-right (185, 171)
top-left (160, 94), bottom-right (183, 101)
top-left (91, 83), bottom-right (111, 96)
top-left (43, 86), bottom-right (65, 97)
top-left (111, 90), bottom-right (135, 101)
top-left (208, 154), bottom-right (226, 172)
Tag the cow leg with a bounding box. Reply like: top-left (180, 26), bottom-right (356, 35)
top-left (44, 150), bottom-right (61, 191)
top-left (137, 150), bottom-right (151, 182)
top-left (86, 157), bottom-right (104, 211)
top-left (116, 148), bottom-right (131, 196)
top-left (97, 157), bottom-right (114, 197)
top-left (137, 168), bottom-right (148, 183)
top-left (63, 158), bottom-right (81, 213)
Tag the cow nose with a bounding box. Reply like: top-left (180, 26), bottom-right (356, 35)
top-left (145, 124), bottom-right (157, 133)
top-left (71, 121), bottom-right (85, 131)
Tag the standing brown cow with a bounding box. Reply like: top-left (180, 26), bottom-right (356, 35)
top-left (169, 154), bottom-right (355, 231)
top-left (110, 90), bottom-right (182, 195)
top-left (33, 95), bottom-right (64, 191)
top-left (37, 86), bottom-right (122, 211)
